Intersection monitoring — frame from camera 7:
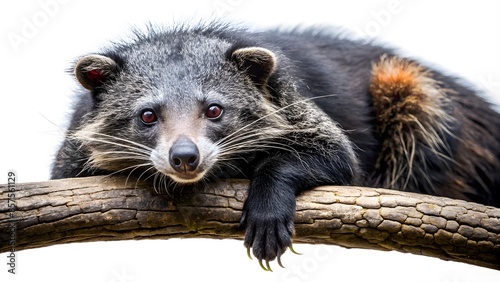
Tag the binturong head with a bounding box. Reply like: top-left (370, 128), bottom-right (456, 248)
top-left (70, 33), bottom-right (285, 185)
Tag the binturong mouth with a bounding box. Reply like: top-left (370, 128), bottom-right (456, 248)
top-left (167, 171), bottom-right (205, 183)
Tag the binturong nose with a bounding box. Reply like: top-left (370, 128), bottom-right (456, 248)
top-left (169, 136), bottom-right (200, 173)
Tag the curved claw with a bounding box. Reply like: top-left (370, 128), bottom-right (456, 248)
top-left (258, 259), bottom-right (271, 271)
top-left (266, 260), bottom-right (273, 272)
top-left (247, 246), bottom-right (253, 260)
top-left (277, 250), bottom-right (284, 268)
top-left (277, 256), bottom-right (284, 268)
top-left (289, 244), bottom-right (301, 255)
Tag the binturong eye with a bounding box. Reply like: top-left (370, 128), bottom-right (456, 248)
top-left (205, 104), bottom-right (223, 120)
top-left (140, 109), bottom-right (158, 125)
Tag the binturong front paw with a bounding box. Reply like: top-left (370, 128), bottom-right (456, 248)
top-left (240, 206), bottom-right (298, 271)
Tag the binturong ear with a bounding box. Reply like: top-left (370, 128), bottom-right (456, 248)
top-left (74, 54), bottom-right (120, 91)
top-left (231, 47), bottom-right (277, 86)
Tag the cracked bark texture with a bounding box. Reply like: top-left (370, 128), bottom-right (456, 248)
top-left (0, 176), bottom-right (499, 270)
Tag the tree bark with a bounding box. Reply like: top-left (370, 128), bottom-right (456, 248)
top-left (1, 176), bottom-right (499, 270)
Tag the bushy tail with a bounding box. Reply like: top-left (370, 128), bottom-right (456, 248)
top-left (368, 55), bottom-right (500, 207)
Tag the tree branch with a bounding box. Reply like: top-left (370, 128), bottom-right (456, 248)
top-left (1, 176), bottom-right (499, 270)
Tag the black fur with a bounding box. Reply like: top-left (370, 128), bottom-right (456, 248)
top-left (51, 23), bottom-right (500, 268)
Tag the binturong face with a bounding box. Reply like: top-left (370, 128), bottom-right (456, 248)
top-left (71, 34), bottom-right (284, 186)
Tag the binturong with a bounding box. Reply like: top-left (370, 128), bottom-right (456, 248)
top-left (51, 22), bottom-right (500, 270)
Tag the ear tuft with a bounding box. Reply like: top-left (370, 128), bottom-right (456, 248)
top-left (74, 54), bottom-right (119, 90)
top-left (231, 47), bottom-right (277, 86)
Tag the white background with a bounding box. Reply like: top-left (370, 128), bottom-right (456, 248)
top-left (1, 0), bottom-right (499, 281)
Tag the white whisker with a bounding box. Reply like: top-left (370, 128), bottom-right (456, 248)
top-left (215, 94), bottom-right (337, 147)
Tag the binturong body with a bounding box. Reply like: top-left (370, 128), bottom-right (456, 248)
top-left (51, 23), bottom-right (500, 270)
